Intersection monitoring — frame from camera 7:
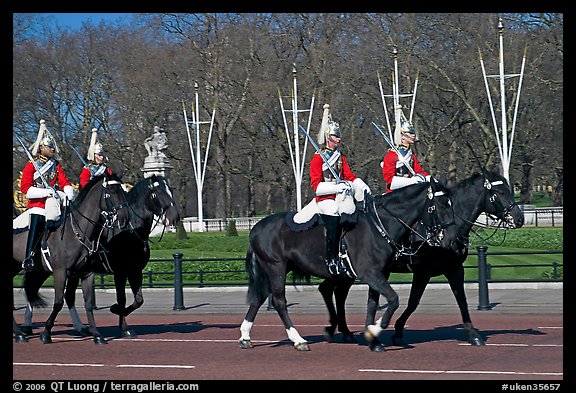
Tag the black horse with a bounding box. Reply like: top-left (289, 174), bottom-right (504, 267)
top-left (238, 178), bottom-right (460, 351)
top-left (318, 169), bottom-right (525, 351)
top-left (20, 175), bottom-right (180, 339)
top-left (13, 172), bottom-right (129, 344)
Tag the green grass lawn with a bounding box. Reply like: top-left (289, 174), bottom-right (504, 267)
top-left (14, 227), bottom-right (563, 287)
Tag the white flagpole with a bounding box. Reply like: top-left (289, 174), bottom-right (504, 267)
top-left (508, 46), bottom-right (527, 164)
top-left (498, 19), bottom-right (509, 181)
top-left (479, 18), bottom-right (526, 184)
top-left (279, 66), bottom-right (315, 211)
top-left (377, 70), bottom-right (393, 140)
top-left (182, 82), bottom-right (215, 232)
top-left (379, 46), bottom-right (418, 145)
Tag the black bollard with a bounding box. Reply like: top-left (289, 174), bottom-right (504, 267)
top-left (173, 253), bottom-right (185, 311)
top-left (476, 245), bottom-right (492, 310)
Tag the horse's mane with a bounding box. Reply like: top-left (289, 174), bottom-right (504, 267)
top-left (73, 172), bottom-right (122, 207)
top-left (126, 175), bottom-right (156, 204)
top-left (451, 170), bottom-right (508, 191)
top-left (374, 182), bottom-right (430, 208)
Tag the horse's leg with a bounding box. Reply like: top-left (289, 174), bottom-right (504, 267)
top-left (110, 273), bottom-right (127, 317)
top-left (80, 273), bottom-right (107, 344)
top-left (364, 286), bottom-right (380, 327)
top-left (391, 272), bottom-right (431, 348)
top-left (318, 278), bottom-right (338, 341)
top-left (38, 270), bottom-right (67, 344)
top-left (268, 275), bottom-right (310, 351)
top-left (21, 271), bottom-right (51, 336)
top-left (14, 316), bottom-right (28, 343)
top-left (116, 272), bottom-right (144, 338)
top-left (333, 278), bottom-right (356, 343)
top-left (363, 275), bottom-right (399, 352)
top-left (64, 275), bottom-right (89, 336)
top-left (21, 303), bottom-right (34, 336)
top-left (239, 286), bottom-right (269, 349)
top-left (445, 265), bottom-right (485, 346)
top-left (14, 286), bottom-right (28, 343)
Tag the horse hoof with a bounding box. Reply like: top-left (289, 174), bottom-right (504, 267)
top-left (14, 334), bottom-right (29, 343)
top-left (94, 336), bottom-right (108, 345)
top-left (239, 339), bottom-right (253, 349)
top-left (40, 332), bottom-right (52, 344)
top-left (122, 329), bottom-right (137, 338)
top-left (20, 326), bottom-right (33, 335)
top-left (470, 336), bottom-right (485, 346)
top-left (323, 327), bottom-right (335, 342)
top-left (369, 341), bottom-right (386, 352)
top-left (294, 342), bottom-right (310, 351)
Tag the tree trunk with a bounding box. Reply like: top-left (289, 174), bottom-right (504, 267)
top-left (552, 167), bottom-right (563, 206)
top-left (520, 162), bottom-right (534, 205)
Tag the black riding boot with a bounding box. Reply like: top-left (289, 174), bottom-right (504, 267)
top-left (321, 214), bottom-right (346, 276)
top-left (22, 214), bottom-right (45, 272)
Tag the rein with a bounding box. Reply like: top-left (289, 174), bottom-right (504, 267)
top-left (365, 184), bottom-right (453, 253)
top-left (66, 178), bottom-right (128, 256)
top-left (451, 175), bottom-right (519, 250)
top-left (124, 178), bottom-right (173, 246)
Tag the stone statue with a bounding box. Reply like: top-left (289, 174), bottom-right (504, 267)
top-left (144, 126), bottom-right (168, 159)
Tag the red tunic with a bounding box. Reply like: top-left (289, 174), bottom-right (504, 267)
top-left (20, 157), bottom-right (72, 209)
top-left (381, 148), bottom-right (429, 193)
top-left (79, 163), bottom-right (112, 189)
top-left (310, 149), bottom-right (357, 202)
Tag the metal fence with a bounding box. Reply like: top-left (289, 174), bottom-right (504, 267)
top-left (173, 207), bottom-right (563, 235)
top-left (13, 248), bottom-right (562, 312)
top-left (82, 249), bottom-right (565, 291)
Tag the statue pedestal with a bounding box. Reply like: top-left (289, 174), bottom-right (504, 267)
top-left (141, 156), bottom-right (173, 179)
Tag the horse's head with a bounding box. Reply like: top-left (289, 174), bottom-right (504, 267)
top-left (481, 169), bottom-right (524, 229)
top-left (418, 177), bottom-right (459, 253)
top-left (100, 172), bottom-right (130, 229)
top-left (145, 175), bottom-right (180, 226)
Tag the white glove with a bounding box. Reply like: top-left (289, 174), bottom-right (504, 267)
top-left (316, 182), bottom-right (338, 196)
top-left (352, 178), bottom-right (371, 195)
top-left (335, 182), bottom-right (352, 193)
top-left (414, 174), bottom-right (426, 183)
top-left (390, 176), bottom-right (420, 190)
top-left (26, 186), bottom-right (56, 199)
top-left (63, 185), bottom-right (75, 201)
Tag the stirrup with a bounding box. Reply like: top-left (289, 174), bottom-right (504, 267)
top-left (22, 257), bottom-right (34, 272)
top-left (327, 259), bottom-right (346, 276)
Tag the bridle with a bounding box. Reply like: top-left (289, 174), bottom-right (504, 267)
top-left (482, 178), bottom-right (518, 225)
top-left (124, 176), bottom-right (176, 243)
top-left (65, 176), bottom-right (129, 255)
top-left (365, 182), bottom-right (455, 253)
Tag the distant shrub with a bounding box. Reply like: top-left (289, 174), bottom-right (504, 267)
top-left (227, 219), bottom-right (238, 237)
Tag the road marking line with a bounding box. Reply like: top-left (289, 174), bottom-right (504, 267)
top-left (13, 362), bottom-right (103, 367)
top-left (359, 369), bottom-right (563, 376)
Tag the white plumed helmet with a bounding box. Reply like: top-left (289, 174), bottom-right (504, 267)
top-left (393, 105), bottom-right (416, 145)
top-left (31, 119), bottom-right (59, 157)
top-left (316, 104), bottom-right (341, 145)
top-left (87, 128), bottom-right (105, 161)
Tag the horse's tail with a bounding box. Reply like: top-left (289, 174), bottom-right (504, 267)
top-left (23, 272), bottom-right (48, 308)
top-left (245, 245), bottom-right (271, 304)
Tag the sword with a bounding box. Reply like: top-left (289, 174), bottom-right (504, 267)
top-left (298, 125), bottom-right (341, 183)
top-left (371, 122), bottom-right (416, 176)
top-left (69, 144), bottom-right (96, 175)
top-left (15, 134), bottom-right (61, 202)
